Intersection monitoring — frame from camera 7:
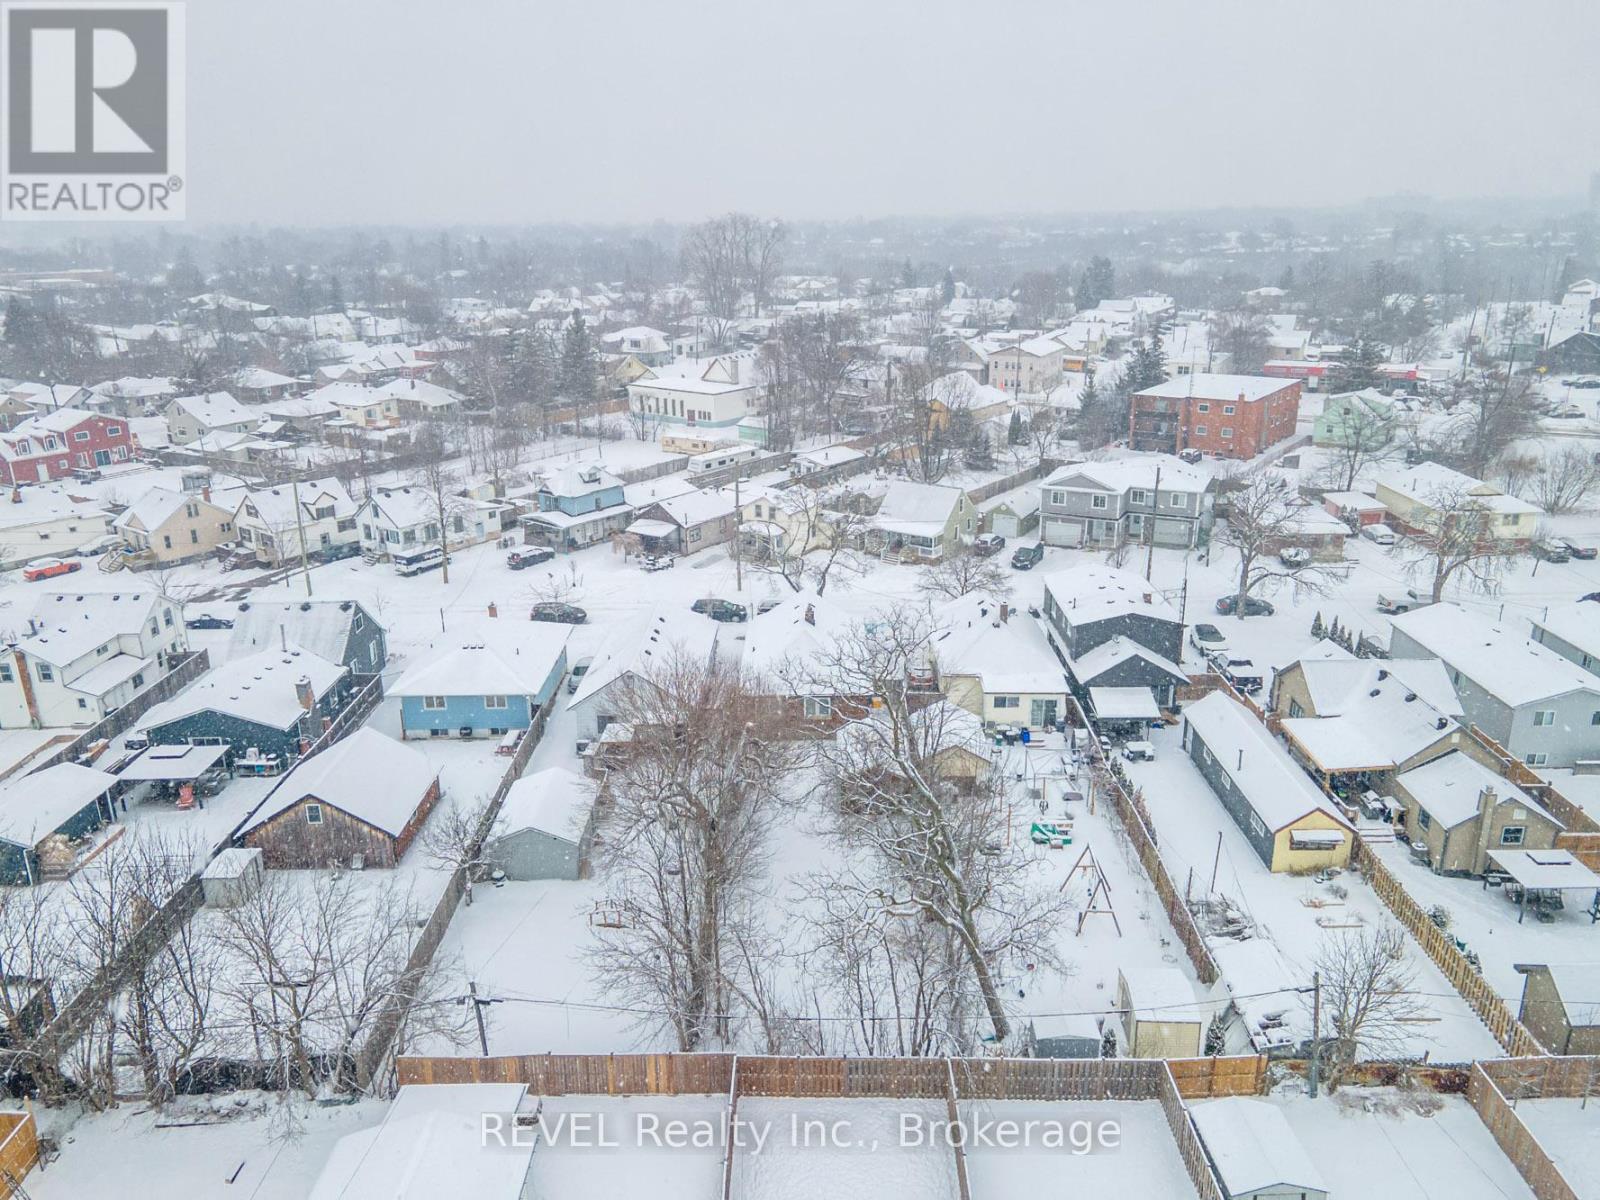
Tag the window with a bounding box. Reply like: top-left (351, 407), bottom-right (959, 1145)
top-left (0, 664), bottom-right (10, 682)
top-left (37, 663), bottom-right (53, 682)
top-left (132, 672), bottom-right (144, 688)
top-left (1194, 425), bottom-right (1207, 437)
top-left (484, 695), bottom-right (508, 709)
top-left (1524, 752), bottom-right (1550, 767)
top-left (1288, 699), bottom-right (1304, 718)
top-left (77, 697), bottom-right (88, 709)
top-left (1592, 711), bottom-right (1600, 725)
top-left (306, 803), bottom-right (324, 825)
top-left (1533, 710), bottom-right (1556, 727)
top-left (1129, 489), bottom-right (1147, 504)
top-left (1223, 405), bottom-right (1236, 415)
top-left (164, 609), bottom-right (174, 627)
top-left (1248, 813), bottom-right (1267, 838)
top-left (190, 529), bottom-right (199, 544)
top-left (994, 695), bottom-right (1020, 709)
top-left (803, 696), bottom-right (832, 719)
top-left (1049, 490), bottom-right (1066, 506)
top-left (1417, 809), bottom-right (1432, 830)
top-left (1221, 427), bottom-right (1233, 439)
top-left (73, 430), bottom-right (89, 442)
top-left (1500, 826), bottom-right (1526, 846)
top-left (106, 424), bottom-right (121, 436)
top-left (1169, 493), bottom-right (1184, 507)
top-left (422, 695), bottom-right (447, 710)
top-left (162, 534), bottom-right (172, 549)
top-left (353, 613), bottom-right (364, 630)
top-left (185, 502), bottom-right (199, 518)
top-left (361, 524), bottom-right (373, 540)
top-left (1196, 403), bottom-right (1210, 413)
top-left (1091, 494), bottom-right (1109, 510)
top-left (14, 440), bottom-right (27, 453)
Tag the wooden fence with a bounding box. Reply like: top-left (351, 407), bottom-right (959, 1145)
top-left (1156, 1062), bottom-right (1225, 1200)
top-left (1353, 838), bottom-right (1546, 1057)
top-left (1480, 1056), bottom-right (1600, 1100)
top-left (1466, 1064), bottom-right (1580, 1200)
top-left (27, 650), bottom-right (212, 774)
top-left (0, 1111), bottom-right (37, 1198)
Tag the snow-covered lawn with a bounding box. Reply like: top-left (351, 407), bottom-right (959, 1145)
top-left (958, 1099), bottom-right (1192, 1196)
top-left (525, 1095), bottom-right (726, 1199)
top-left (1511, 1098), bottom-right (1600, 1198)
top-left (731, 1098), bottom-right (958, 1200)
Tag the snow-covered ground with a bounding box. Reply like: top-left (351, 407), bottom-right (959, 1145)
top-left (732, 1098), bottom-right (958, 1200)
top-left (525, 1095), bottom-right (727, 1199)
top-left (958, 1099), bottom-right (1192, 1196)
top-left (1512, 1098), bottom-right (1600, 1198)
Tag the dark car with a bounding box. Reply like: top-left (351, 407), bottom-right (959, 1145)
top-left (973, 533), bottom-right (1006, 556)
top-left (691, 598), bottom-right (749, 623)
top-left (1215, 594), bottom-right (1275, 617)
top-left (530, 602), bottom-right (588, 624)
top-left (185, 613), bottom-right (235, 630)
top-left (1531, 540), bottom-right (1571, 564)
top-left (311, 541), bottom-right (361, 564)
top-left (1557, 539), bottom-right (1598, 561)
top-left (1010, 543), bottom-right (1045, 570)
top-left (507, 546), bottom-right (556, 570)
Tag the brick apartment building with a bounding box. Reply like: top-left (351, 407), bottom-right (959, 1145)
top-left (0, 408), bottom-right (135, 485)
top-left (1128, 374), bottom-right (1301, 460)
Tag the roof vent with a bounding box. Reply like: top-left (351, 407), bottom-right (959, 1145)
top-left (1369, 688), bottom-right (1381, 698)
top-left (1404, 692), bottom-right (1416, 702)
top-left (300, 601), bottom-right (311, 612)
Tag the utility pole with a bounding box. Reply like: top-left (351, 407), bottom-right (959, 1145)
top-left (291, 476), bottom-right (313, 597)
top-left (1144, 463), bottom-right (1161, 581)
top-left (467, 981), bottom-right (498, 1057)
top-left (733, 471), bottom-right (743, 594)
top-left (1208, 830), bottom-right (1223, 895)
top-left (1308, 971), bottom-right (1322, 1098)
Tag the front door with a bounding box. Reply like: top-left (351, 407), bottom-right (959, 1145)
top-left (95, 449), bottom-right (111, 466)
top-left (37, 462), bottom-right (49, 481)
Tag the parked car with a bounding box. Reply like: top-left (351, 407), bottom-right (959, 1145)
top-left (311, 541), bottom-right (361, 564)
top-left (1278, 547), bottom-right (1312, 568)
top-left (530, 602), bottom-right (588, 624)
top-left (1557, 539), bottom-right (1598, 560)
top-left (1377, 588), bottom-right (1431, 615)
top-left (22, 557), bottom-right (80, 581)
top-left (692, 598), bottom-right (749, 623)
top-left (507, 546), bottom-right (555, 570)
top-left (566, 655), bottom-right (594, 695)
top-left (1010, 543), bottom-right (1045, 570)
top-left (1178, 448), bottom-right (1204, 464)
top-left (1571, 377), bottom-right (1600, 389)
top-left (640, 554), bottom-right (675, 572)
top-left (74, 534), bottom-right (124, 557)
top-left (1214, 594), bottom-right (1274, 617)
top-left (757, 597), bottom-right (784, 614)
top-left (185, 613), bottom-right (235, 630)
top-left (1360, 523), bottom-right (1397, 546)
top-left (1188, 623), bottom-right (1228, 657)
top-left (973, 533), bottom-right (1006, 556)
top-left (1532, 540), bottom-right (1571, 563)
top-left (1551, 404), bottom-right (1587, 419)
top-left (1209, 653), bottom-right (1264, 694)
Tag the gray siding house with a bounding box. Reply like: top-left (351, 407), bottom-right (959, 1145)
top-left (1041, 456), bottom-right (1214, 550)
top-left (1041, 565), bottom-right (1187, 708)
top-left (1532, 603), bottom-right (1600, 680)
top-left (1390, 605), bottom-right (1600, 769)
top-left (487, 767), bottom-right (595, 880)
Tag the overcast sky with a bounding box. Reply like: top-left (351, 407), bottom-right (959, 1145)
top-left (183, 0), bottom-right (1600, 227)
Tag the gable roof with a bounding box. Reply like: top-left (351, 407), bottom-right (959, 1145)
top-left (18, 589), bottom-right (171, 666)
top-left (1534, 602), bottom-right (1600, 667)
top-left (168, 391), bottom-right (251, 427)
top-left (1395, 750), bottom-right (1553, 830)
top-left (873, 480), bottom-right (965, 536)
top-left (140, 644), bottom-right (347, 732)
top-left (1190, 1099), bottom-right (1327, 1197)
top-left (496, 766), bottom-right (594, 843)
top-left (1391, 604), bottom-right (1599, 707)
top-left (930, 594), bottom-right (1066, 695)
top-left (112, 485), bottom-right (222, 534)
top-left (390, 630), bottom-right (567, 699)
top-left (227, 599), bottom-right (375, 666)
top-left (0, 763), bottom-right (116, 849)
top-left (1042, 563), bottom-right (1180, 624)
top-left (539, 463), bottom-right (623, 498)
top-left (1292, 656), bottom-right (1462, 718)
top-left (243, 728), bottom-right (436, 838)
top-left (568, 609), bottom-right (718, 707)
top-left (1280, 670), bottom-right (1461, 773)
top-left (233, 477), bottom-right (356, 527)
top-left (1068, 635), bottom-right (1186, 685)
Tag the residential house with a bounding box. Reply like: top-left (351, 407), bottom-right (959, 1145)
top-left (626, 353), bottom-right (765, 429)
top-left (162, 392), bottom-right (255, 445)
top-left (1313, 388), bottom-right (1396, 448)
top-left (981, 490), bottom-right (1040, 539)
top-left (837, 699), bottom-right (993, 784)
top-left (600, 325), bottom-right (673, 367)
top-left (1513, 964), bottom-right (1600, 1055)
top-left (87, 376), bottom-right (179, 416)
top-left (313, 382), bottom-right (402, 429)
top-left (930, 594), bottom-right (1069, 730)
top-left (231, 368), bottom-right (301, 403)
top-left (738, 588), bottom-right (885, 725)
top-left (1392, 751), bottom-right (1562, 876)
top-left (355, 485), bottom-right (503, 562)
top-left (239, 728), bottom-right (440, 869)
top-left (1128, 374), bottom-right (1301, 460)
top-left (112, 485), bottom-right (235, 567)
top-left (522, 464), bottom-right (632, 551)
top-left (985, 334), bottom-right (1065, 395)
top-left (0, 764), bottom-right (118, 885)
top-left (1181, 691), bottom-right (1355, 872)
top-left (1539, 331), bottom-right (1600, 374)
top-left (230, 477), bottom-right (360, 565)
top-left (227, 599), bottom-right (387, 674)
top-left (1189, 1099), bottom-right (1328, 1200)
top-left (922, 372), bottom-right (1013, 428)
top-left (390, 630), bottom-right (567, 739)
top-left (1373, 462), bottom-right (1541, 547)
top-left (1388, 604), bottom-right (1600, 767)
top-left (375, 378), bottom-right (463, 420)
top-left (139, 644), bottom-right (353, 764)
top-left (1116, 967), bottom-right (1204, 1058)
top-left (0, 409), bottom-right (133, 484)
top-left (1320, 490), bottom-right (1387, 530)
top-left (487, 766), bottom-right (596, 880)
top-left (567, 610), bottom-right (719, 747)
top-left (865, 480), bottom-right (976, 561)
top-left (0, 488), bottom-right (111, 568)
top-left (6, 382), bottom-right (91, 413)
top-left (257, 393), bottom-right (339, 434)
top-left (628, 488), bottom-right (738, 557)
top-left (1040, 455), bottom-right (1215, 549)
top-left (1531, 602), bottom-right (1600, 679)
top-left (0, 590), bottom-right (188, 728)
top-left (1041, 565), bottom-right (1186, 706)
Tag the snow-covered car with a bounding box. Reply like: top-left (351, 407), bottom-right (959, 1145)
top-left (1360, 523), bottom-right (1397, 546)
top-left (1208, 653), bottom-right (1264, 694)
top-left (640, 554), bottom-right (675, 572)
top-left (184, 613), bottom-right (235, 630)
top-left (973, 533), bottom-right (1006, 556)
top-left (1377, 589), bottom-right (1430, 614)
top-left (507, 546), bottom-right (555, 570)
top-left (1188, 623), bottom-right (1228, 657)
top-left (566, 656), bottom-right (594, 695)
top-left (1557, 539), bottom-right (1597, 560)
top-left (22, 557), bottom-right (80, 581)
top-left (1531, 540), bottom-right (1571, 563)
top-left (1278, 547), bottom-right (1312, 568)
top-left (1215, 594), bottom-right (1274, 617)
top-left (530, 602), bottom-right (588, 624)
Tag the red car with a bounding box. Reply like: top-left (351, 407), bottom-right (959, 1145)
top-left (22, 557), bottom-right (81, 581)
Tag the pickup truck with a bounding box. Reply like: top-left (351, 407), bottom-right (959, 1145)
top-left (1209, 653), bottom-right (1264, 694)
top-left (1377, 589), bottom-right (1431, 614)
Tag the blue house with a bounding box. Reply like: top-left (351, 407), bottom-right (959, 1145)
top-left (522, 464), bottom-right (632, 551)
top-left (390, 628), bottom-right (568, 739)
top-left (0, 763), bottom-right (119, 885)
top-left (138, 644), bottom-right (354, 765)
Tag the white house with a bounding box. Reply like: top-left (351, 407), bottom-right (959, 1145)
top-left (626, 353), bottom-right (765, 430)
top-left (567, 609), bottom-right (720, 747)
top-left (0, 488), bottom-right (111, 568)
top-left (355, 485), bottom-right (504, 561)
top-left (163, 391), bottom-right (256, 445)
top-left (230, 477), bottom-right (359, 565)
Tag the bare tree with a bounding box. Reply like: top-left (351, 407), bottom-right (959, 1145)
top-left (586, 656), bottom-right (797, 1050)
top-left (1216, 474), bottom-right (1341, 618)
top-left (1527, 444), bottom-right (1600, 515)
top-left (1316, 397), bottom-right (1395, 493)
top-left (1438, 366), bottom-right (1541, 478)
top-left (1311, 928), bottom-right (1424, 1084)
top-left (681, 213), bottom-right (786, 346)
top-left (419, 795), bottom-right (500, 906)
top-left (749, 486), bottom-right (869, 596)
top-left (1397, 482), bottom-right (1516, 603)
top-left (916, 547), bottom-right (1013, 602)
top-left (409, 421), bottom-right (466, 584)
top-left (1207, 308), bottom-right (1272, 374)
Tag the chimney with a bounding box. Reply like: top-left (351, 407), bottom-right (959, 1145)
top-left (1377, 669), bottom-right (1389, 681)
top-left (1142, 592), bottom-right (1152, 604)
top-left (804, 604), bottom-right (816, 626)
top-left (1000, 602), bottom-right (1010, 623)
top-left (488, 601), bottom-right (498, 619)
top-left (202, 485), bottom-right (211, 503)
top-left (294, 676), bottom-right (315, 712)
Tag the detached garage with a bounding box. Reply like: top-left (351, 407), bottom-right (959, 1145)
top-left (1190, 1097), bottom-right (1328, 1200)
top-left (487, 767), bottom-right (596, 880)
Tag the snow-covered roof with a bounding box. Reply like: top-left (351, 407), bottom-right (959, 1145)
top-left (568, 609), bottom-right (719, 707)
top-left (1088, 686), bottom-right (1161, 720)
top-left (372, 378), bottom-right (462, 408)
top-left (0, 487), bottom-right (108, 532)
top-left (1118, 966), bottom-right (1202, 1024)
top-left (633, 352), bottom-right (761, 394)
top-left (1534, 602), bottom-right (1600, 667)
top-left (169, 391), bottom-right (251, 427)
top-left (539, 463), bottom-right (622, 498)
top-left (1044, 454), bottom-right (1213, 495)
top-left (496, 766), bottom-right (594, 843)
top-left (390, 631), bottom-right (567, 699)
top-left (1042, 564), bottom-right (1180, 624)
top-left (113, 485), bottom-right (215, 533)
top-left (1280, 673), bottom-right (1459, 773)
top-left (1293, 657), bottom-right (1461, 718)
top-left (227, 600), bottom-right (372, 667)
top-left (1133, 373), bottom-right (1292, 402)
top-left (1190, 1099), bottom-right (1327, 1197)
top-left (308, 1083), bottom-right (536, 1200)
top-left (1320, 490), bottom-right (1386, 510)
top-left (872, 480), bottom-right (964, 537)
top-left (141, 644), bottom-right (347, 732)
top-left (243, 728), bottom-right (436, 838)
top-left (1394, 750), bottom-right (1550, 830)
top-left (1374, 462), bottom-right (1541, 516)
top-left (233, 477), bottom-right (356, 527)
top-left (1391, 605), bottom-right (1599, 707)
top-left (0, 763), bottom-right (116, 848)
top-left (740, 588), bottom-right (863, 684)
top-left (362, 485), bottom-right (442, 531)
top-left (648, 487), bottom-right (737, 529)
top-left (1542, 964), bottom-right (1600, 1027)
top-left (1069, 635), bottom-right (1186, 686)
top-left (233, 367), bottom-right (299, 391)
top-left (18, 589), bottom-right (172, 667)
top-left (1183, 692), bottom-right (1353, 833)
top-left (929, 595), bottom-right (1067, 696)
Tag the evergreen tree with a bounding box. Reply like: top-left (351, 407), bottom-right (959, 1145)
top-left (964, 429), bottom-right (994, 470)
top-left (1311, 611), bottom-right (1325, 640)
top-left (1007, 409), bottom-right (1025, 445)
top-left (1076, 256), bottom-right (1115, 311)
top-left (514, 328), bottom-right (559, 408)
top-left (900, 258), bottom-right (917, 289)
top-left (1328, 334), bottom-right (1387, 393)
top-left (558, 310), bottom-right (597, 402)
top-left (1329, 617), bottom-right (1343, 645)
top-left (1277, 265), bottom-right (1295, 293)
top-left (940, 267), bottom-right (956, 306)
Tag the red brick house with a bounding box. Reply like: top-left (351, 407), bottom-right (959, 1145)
top-left (0, 408), bottom-right (134, 484)
top-left (1128, 374), bottom-right (1300, 461)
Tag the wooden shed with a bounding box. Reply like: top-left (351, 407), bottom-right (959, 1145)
top-left (1116, 966), bottom-right (1205, 1058)
top-left (1190, 1097), bottom-right (1328, 1200)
